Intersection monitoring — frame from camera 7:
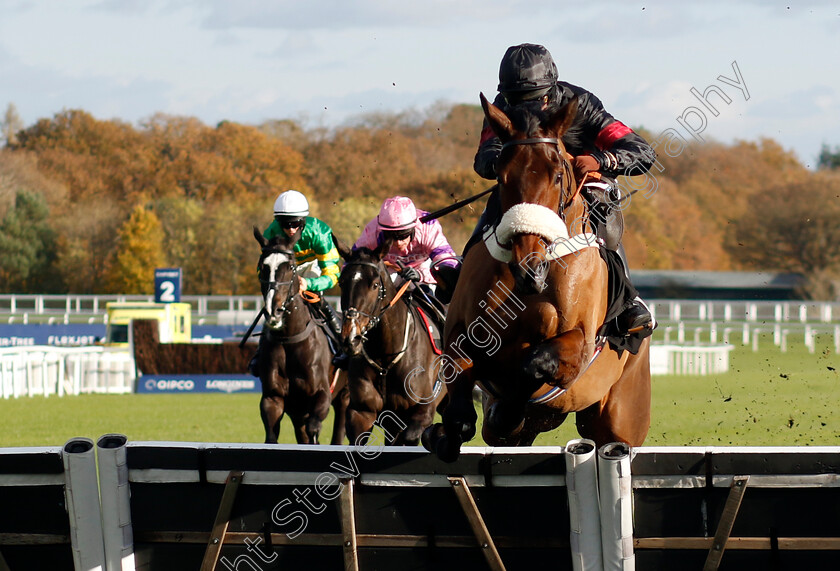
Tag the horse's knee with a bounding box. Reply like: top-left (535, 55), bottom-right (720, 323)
top-left (346, 408), bottom-right (376, 444)
top-left (484, 400), bottom-right (526, 439)
top-left (522, 331), bottom-right (585, 388)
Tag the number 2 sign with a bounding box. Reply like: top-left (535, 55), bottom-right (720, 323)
top-left (154, 268), bottom-right (182, 303)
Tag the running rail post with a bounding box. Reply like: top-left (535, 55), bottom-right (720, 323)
top-left (565, 439), bottom-right (603, 571)
top-left (598, 442), bottom-right (634, 571)
top-left (63, 437), bottom-right (107, 571)
top-left (97, 434), bottom-right (136, 571)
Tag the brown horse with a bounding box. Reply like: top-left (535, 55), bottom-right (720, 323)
top-left (423, 95), bottom-right (651, 462)
top-left (253, 228), bottom-right (348, 445)
top-left (334, 239), bottom-right (445, 446)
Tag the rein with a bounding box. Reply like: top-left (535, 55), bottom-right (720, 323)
top-left (341, 259), bottom-right (415, 378)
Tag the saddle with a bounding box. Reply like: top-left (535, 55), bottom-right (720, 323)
top-left (305, 301), bottom-right (342, 355)
top-left (406, 289), bottom-right (445, 354)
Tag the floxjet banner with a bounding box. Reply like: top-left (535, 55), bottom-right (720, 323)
top-left (137, 375), bottom-right (260, 394)
top-left (0, 324), bottom-right (105, 347)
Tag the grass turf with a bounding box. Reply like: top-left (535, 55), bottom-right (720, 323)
top-left (1, 334), bottom-right (838, 448)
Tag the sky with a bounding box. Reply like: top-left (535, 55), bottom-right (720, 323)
top-left (1, 0), bottom-right (838, 168)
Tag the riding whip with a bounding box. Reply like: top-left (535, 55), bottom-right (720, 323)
top-left (418, 186), bottom-right (496, 223)
top-left (239, 307), bottom-right (268, 348)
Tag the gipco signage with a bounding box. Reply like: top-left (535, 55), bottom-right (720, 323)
top-left (154, 268), bottom-right (182, 303)
top-left (137, 375), bottom-right (260, 394)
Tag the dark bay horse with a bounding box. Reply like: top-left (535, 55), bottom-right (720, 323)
top-left (334, 239), bottom-right (445, 446)
top-left (423, 95), bottom-right (651, 461)
top-left (254, 228), bottom-right (348, 445)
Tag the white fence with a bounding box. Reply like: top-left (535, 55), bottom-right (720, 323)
top-left (649, 299), bottom-right (838, 324)
top-left (657, 322), bottom-right (840, 354)
top-left (5, 295), bottom-right (835, 326)
top-left (0, 346), bottom-right (135, 398)
top-left (649, 343), bottom-right (735, 376)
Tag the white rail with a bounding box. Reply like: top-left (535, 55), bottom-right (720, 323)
top-left (649, 344), bottom-right (735, 376)
top-left (0, 346), bottom-right (135, 398)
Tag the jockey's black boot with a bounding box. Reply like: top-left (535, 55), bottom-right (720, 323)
top-left (320, 299), bottom-right (342, 338)
top-left (322, 300), bottom-right (350, 370)
top-left (614, 244), bottom-right (654, 335)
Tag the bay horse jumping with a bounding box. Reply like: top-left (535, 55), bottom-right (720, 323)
top-left (334, 239), bottom-right (445, 446)
top-left (253, 227), bottom-right (348, 445)
top-left (423, 95), bottom-right (651, 461)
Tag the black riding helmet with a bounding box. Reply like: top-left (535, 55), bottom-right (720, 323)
top-left (498, 43), bottom-right (558, 103)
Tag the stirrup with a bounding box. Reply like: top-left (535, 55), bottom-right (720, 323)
top-left (617, 301), bottom-right (653, 335)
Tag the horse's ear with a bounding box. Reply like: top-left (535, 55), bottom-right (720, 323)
top-left (480, 92), bottom-right (515, 142)
top-left (374, 236), bottom-right (394, 261)
top-left (550, 95), bottom-right (579, 138)
top-left (332, 233), bottom-right (353, 261)
top-left (254, 226), bottom-right (268, 248)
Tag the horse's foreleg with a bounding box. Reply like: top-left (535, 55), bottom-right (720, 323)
top-left (346, 408), bottom-right (377, 446)
top-left (260, 395), bottom-right (285, 444)
top-left (423, 359), bottom-right (476, 462)
top-left (576, 341), bottom-right (651, 447)
top-left (330, 386), bottom-right (350, 445)
top-left (398, 403), bottom-right (437, 446)
top-left (521, 329), bottom-right (587, 390)
top-left (346, 375), bottom-right (383, 445)
top-left (302, 389), bottom-right (331, 445)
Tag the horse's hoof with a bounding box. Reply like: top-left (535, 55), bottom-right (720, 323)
top-left (421, 423), bottom-right (444, 453)
top-left (435, 435), bottom-right (461, 463)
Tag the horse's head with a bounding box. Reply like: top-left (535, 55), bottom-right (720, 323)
top-left (254, 226), bottom-right (301, 331)
top-left (481, 93), bottom-right (583, 295)
top-left (334, 236), bottom-right (395, 356)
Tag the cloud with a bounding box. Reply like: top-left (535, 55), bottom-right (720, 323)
top-left (192, 0), bottom-right (550, 31)
top-left (0, 47), bottom-right (173, 127)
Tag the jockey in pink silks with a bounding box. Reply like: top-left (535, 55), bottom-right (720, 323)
top-left (353, 196), bottom-right (461, 304)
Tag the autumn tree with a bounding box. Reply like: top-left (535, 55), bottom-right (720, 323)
top-left (0, 149), bottom-right (68, 219)
top-left (53, 196), bottom-right (124, 293)
top-left (735, 171), bottom-right (840, 299)
top-left (104, 205), bottom-right (166, 294)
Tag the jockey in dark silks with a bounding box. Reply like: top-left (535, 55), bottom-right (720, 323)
top-left (248, 189), bottom-right (343, 376)
top-left (464, 43), bottom-right (656, 340)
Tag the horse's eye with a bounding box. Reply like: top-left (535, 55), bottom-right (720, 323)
top-left (554, 172), bottom-right (564, 185)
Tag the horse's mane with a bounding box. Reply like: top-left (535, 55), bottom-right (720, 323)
top-left (262, 234), bottom-right (298, 257)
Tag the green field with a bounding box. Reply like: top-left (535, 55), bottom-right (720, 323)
top-left (1, 334), bottom-right (838, 448)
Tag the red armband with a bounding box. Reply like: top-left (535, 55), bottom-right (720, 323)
top-left (595, 121), bottom-right (633, 150)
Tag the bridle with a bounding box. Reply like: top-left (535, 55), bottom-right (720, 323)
top-left (500, 136), bottom-right (579, 218)
top-left (341, 260), bottom-right (389, 340)
top-left (258, 247), bottom-right (313, 342)
top-left (340, 259), bottom-right (413, 378)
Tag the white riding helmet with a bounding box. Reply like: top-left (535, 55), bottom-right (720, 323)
top-left (273, 190), bottom-right (309, 217)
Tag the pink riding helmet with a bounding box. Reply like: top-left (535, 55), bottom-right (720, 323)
top-left (377, 196), bottom-right (417, 232)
